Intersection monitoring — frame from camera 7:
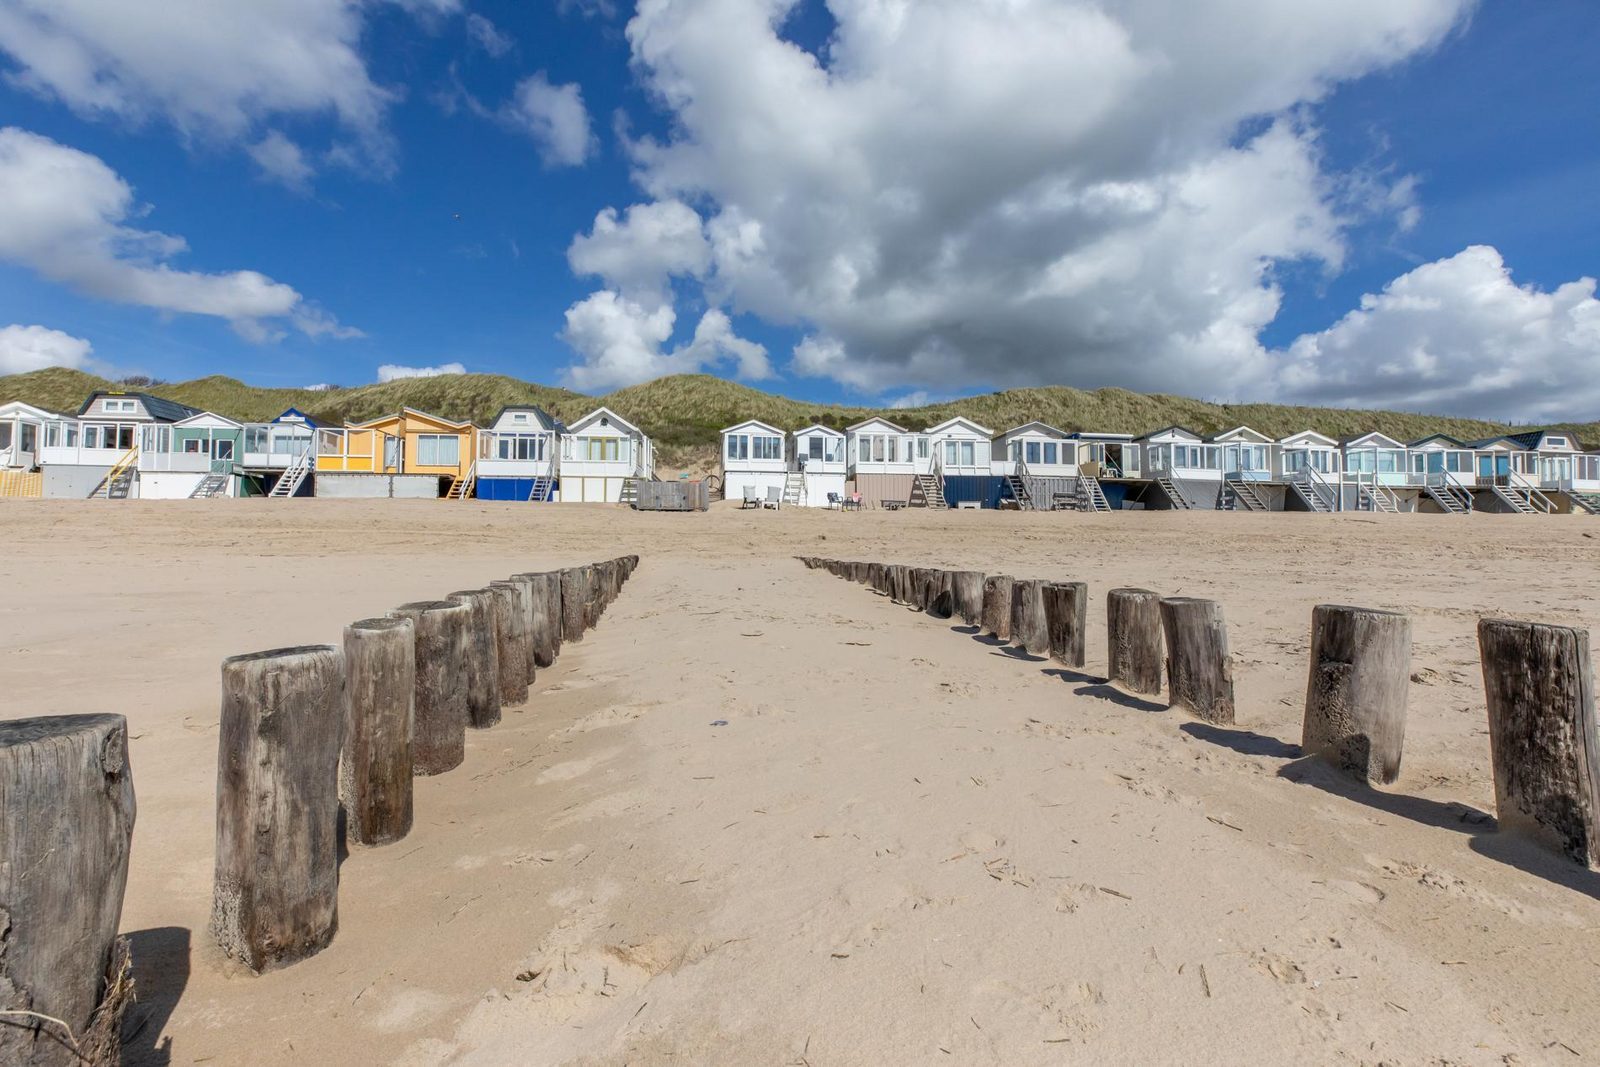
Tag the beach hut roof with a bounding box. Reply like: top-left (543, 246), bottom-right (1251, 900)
top-left (0, 399), bottom-right (69, 420)
top-left (1407, 432), bottom-right (1468, 449)
top-left (845, 416), bottom-right (909, 434)
top-left (490, 405), bottom-right (565, 434)
top-left (926, 415), bottom-right (994, 437)
top-left (1277, 430), bottom-right (1338, 447)
top-left (994, 421), bottom-right (1069, 442)
top-left (1205, 425), bottom-right (1272, 444)
top-left (568, 405), bottom-right (642, 437)
top-left (792, 423), bottom-right (845, 438)
top-left (76, 390), bottom-right (203, 422)
top-left (1462, 435), bottom-right (1521, 450)
top-left (175, 411), bottom-right (243, 429)
top-left (1339, 431), bottom-right (1405, 449)
top-left (720, 418), bottom-right (785, 436)
top-left (1133, 424), bottom-right (1202, 442)
top-left (1501, 429), bottom-right (1581, 451)
top-left (271, 406), bottom-right (323, 428)
top-left (1065, 430), bottom-right (1136, 442)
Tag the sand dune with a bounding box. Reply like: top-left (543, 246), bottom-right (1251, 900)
top-left (3, 500), bottom-right (1598, 1064)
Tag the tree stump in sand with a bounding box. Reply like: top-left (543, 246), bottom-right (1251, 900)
top-left (489, 581), bottom-right (531, 708)
top-left (1010, 579), bottom-right (1050, 655)
top-left (517, 572), bottom-right (559, 669)
top-left (389, 601), bottom-right (470, 774)
top-left (1043, 582), bottom-right (1088, 668)
top-left (951, 571), bottom-right (985, 627)
top-left (0, 714), bottom-right (135, 1067)
top-left (1160, 597), bottom-right (1235, 724)
top-left (1107, 588), bottom-right (1163, 695)
top-left (1302, 604), bottom-right (1410, 785)
top-left (446, 589), bottom-right (502, 729)
top-left (1478, 618), bottom-right (1600, 867)
top-left (212, 646), bottom-right (342, 972)
top-left (560, 566), bottom-right (591, 642)
top-left (981, 575), bottom-right (1014, 641)
top-left (342, 617), bottom-right (415, 846)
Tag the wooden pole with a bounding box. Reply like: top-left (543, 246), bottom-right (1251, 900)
top-left (540, 569), bottom-right (564, 664)
top-left (507, 575), bottom-right (541, 684)
top-left (1302, 605), bottom-right (1411, 785)
top-left (1009, 579), bottom-right (1050, 655)
top-left (951, 571), bottom-right (985, 627)
top-left (1043, 582), bottom-right (1088, 668)
top-left (1478, 618), bottom-right (1600, 867)
top-left (584, 565), bottom-right (604, 629)
top-left (342, 617), bottom-right (415, 847)
top-left (212, 645), bottom-right (342, 972)
top-left (1160, 597), bottom-right (1235, 724)
top-left (926, 570), bottom-right (955, 620)
top-left (1107, 588), bottom-right (1163, 695)
top-left (867, 562), bottom-right (886, 595)
top-left (446, 589), bottom-right (502, 729)
top-left (885, 564), bottom-right (906, 604)
top-left (560, 566), bottom-right (590, 643)
top-left (517, 572), bottom-right (559, 670)
top-left (981, 575), bottom-right (1015, 641)
top-left (488, 581), bottom-right (531, 708)
top-left (0, 715), bottom-right (135, 1066)
top-left (389, 601), bottom-right (470, 775)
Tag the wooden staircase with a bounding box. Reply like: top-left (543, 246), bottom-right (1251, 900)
top-left (1076, 476), bottom-right (1112, 513)
top-left (526, 475), bottom-right (555, 502)
top-left (446, 462), bottom-right (477, 501)
top-left (911, 473), bottom-right (948, 509)
top-left (190, 474), bottom-right (230, 498)
top-left (1491, 484), bottom-right (1554, 515)
top-left (1003, 474), bottom-right (1033, 510)
top-left (1424, 483), bottom-right (1471, 515)
top-left (782, 471), bottom-right (805, 507)
top-left (1289, 472), bottom-right (1332, 512)
top-left (269, 452), bottom-right (313, 498)
top-left (1568, 490), bottom-right (1600, 515)
top-left (1222, 476), bottom-right (1268, 511)
top-left (620, 478), bottom-right (640, 506)
top-left (1155, 476), bottom-right (1191, 510)
top-left (1359, 483), bottom-right (1399, 513)
top-left (90, 448), bottom-right (139, 499)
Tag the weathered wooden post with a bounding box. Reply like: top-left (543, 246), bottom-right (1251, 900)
top-left (1107, 588), bottom-right (1163, 695)
top-left (489, 581), bottom-right (531, 708)
top-left (1303, 605), bottom-right (1411, 785)
top-left (342, 617), bottom-right (415, 848)
top-left (885, 564), bottom-right (907, 604)
top-left (951, 571), bottom-right (986, 627)
top-left (389, 601), bottom-right (470, 775)
top-left (854, 561), bottom-right (871, 584)
top-left (867, 562), bottom-right (886, 595)
top-left (540, 570), bottom-right (564, 664)
top-left (1043, 581), bottom-right (1088, 668)
top-left (1479, 619), bottom-right (1600, 867)
top-left (1160, 597), bottom-right (1235, 724)
top-left (507, 574), bottom-right (542, 684)
top-left (560, 566), bottom-right (590, 643)
top-left (517, 572), bottom-right (559, 669)
top-left (981, 575), bottom-right (1015, 641)
top-left (926, 570), bottom-right (955, 619)
top-left (212, 646), bottom-right (342, 972)
top-left (585, 563), bottom-right (606, 628)
top-left (446, 589), bottom-right (502, 729)
top-left (1010, 579), bottom-right (1050, 655)
top-left (903, 568), bottom-right (926, 611)
top-left (0, 715), bottom-right (136, 1066)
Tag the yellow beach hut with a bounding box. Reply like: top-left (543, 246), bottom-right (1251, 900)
top-left (315, 408), bottom-right (477, 498)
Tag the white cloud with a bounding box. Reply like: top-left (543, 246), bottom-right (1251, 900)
top-left (0, 323), bottom-right (93, 374)
top-left (377, 361), bottom-right (467, 382)
top-left (506, 72), bottom-right (595, 168)
top-left (0, 0), bottom-right (473, 179)
top-left (560, 290), bottom-right (769, 391)
top-left (466, 13), bottom-right (511, 57)
top-left (247, 130), bottom-right (313, 191)
top-left (0, 126), bottom-right (356, 341)
top-left (570, 0), bottom-right (1471, 402)
top-left (1277, 246), bottom-right (1600, 421)
top-left (557, 0), bottom-right (617, 18)
top-left (568, 200), bottom-right (711, 307)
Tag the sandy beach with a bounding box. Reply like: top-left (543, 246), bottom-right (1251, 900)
top-left (4, 499), bottom-right (1600, 1065)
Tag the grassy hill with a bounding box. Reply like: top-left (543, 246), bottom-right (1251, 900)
top-left (3, 367), bottom-right (1593, 474)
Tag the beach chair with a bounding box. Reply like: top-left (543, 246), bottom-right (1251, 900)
top-left (845, 492), bottom-right (863, 512)
top-left (763, 486), bottom-right (782, 509)
top-left (741, 486), bottom-right (759, 509)
top-left (826, 492), bottom-right (843, 510)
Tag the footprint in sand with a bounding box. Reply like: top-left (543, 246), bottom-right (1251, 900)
top-left (370, 989), bottom-right (457, 1034)
top-left (536, 748), bottom-right (619, 784)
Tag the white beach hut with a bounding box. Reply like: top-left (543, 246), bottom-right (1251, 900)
top-left (1279, 430), bottom-right (1341, 511)
top-left (790, 424), bottom-right (847, 507)
top-left (721, 419), bottom-right (789, 507)
top-left (1338, 432), bottom-right (1414, 512)
top-left (558, 407), bottom-right (654, 503)
top-left (0, 401), bottom-right (72, 497)
top-left (477, 405), bottom-right (563, 502)
top-left (846, 416), bottom-right (915, 508)
top-left (1135, 426), bottom-right (1220, 509)
top-left (925, 416), bottom-right (994, 507)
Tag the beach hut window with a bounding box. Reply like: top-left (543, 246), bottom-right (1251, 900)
top-left (916, 437), bottom-right (929, 460)
top-left (753, 436), bottom-right (782, 460)
top-left (807, 436), bottom-right (824, 461)
top-left (183, 439), bottom-right (206, 454)
top-left (417, 434), bottom-right (461, 467)
top-left (0, 424), bottom-right (9, 450)
top-left (215, 439), bottom-right (235, 461)
top-left (44, 423), bottom-right (58, 448)
top-left (1043, 443), bottom-right (1058, 464)
top-left (245, 427), bottom-right (267, 453)
top-left (103, 399), bottom-right (135, 414)
top-left (580, 437), bottom-right (620, 462)
top-left (1025, 441), bottom-right (1041, 464)
top-left (726, 434), bottom-right (748, 461)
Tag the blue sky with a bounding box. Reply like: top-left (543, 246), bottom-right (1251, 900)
top-left (0, 1), bottom-right (1595, 419)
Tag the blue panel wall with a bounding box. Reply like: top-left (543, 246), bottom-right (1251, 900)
top-left (943, 475), bottom-right (1006, 509)
top-left (476, 477), bottom-right (560, 501)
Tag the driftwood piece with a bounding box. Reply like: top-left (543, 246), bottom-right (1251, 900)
top-left (1479, 618), bottom-right (1600, 867)
top-left (1043, 582), bottom-right (1088, 668)
top-left (489, 581), bottom-right (531, 709)
top-left (1302, 605), bottom-right (1411, 785)
top-left (446, 589), bottom-right (502, 729)
top-left (1010, 579), bottom-right (1050, 656)
top-left (981, 575), bottom-right (1015, 641)
top-left (561, 566), bottom-right (592, 642)
top-left (951, 571), bottom-right (986, 627)
top-left (0, 715), bottom-right (135, 1067)
top-left (1107, 588), bottom-right (1163, 695)
top-left (1160, 597), bottom-right (1235, 724)
top-left (212, 646), bottom-right (342, 972)
top-left (389, 601), bottom-right (470, 775)
top-left (341, 617), bottom-right (415, 847)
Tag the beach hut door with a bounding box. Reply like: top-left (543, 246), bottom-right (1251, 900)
top-left (384, 435), bottom-right (400, 472)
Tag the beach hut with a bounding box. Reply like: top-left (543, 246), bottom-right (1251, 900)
top-left (558, 406), bottom-right (654, 503)
top-left (721, 419), bottom-right (789, 506)
top-left (476, 406), bottom-right (564, 502)
top-left (136, 412), bottom-right (251, 498)
top-left (790, 424), bottom-right (847, 507)
top-left (1279, 430), bottom-right (1341, 511)
top-left (242, 408), bottom-right (320, 497)
top-left (315, 408), bottom-right (476, 498)
top-left (1135, 426), bottom-right (1219, 509)
top-left (0, 401), bottom-right (72, 497)
top-left (1461, 435), bottom-right (1557, 514)
top-left (994, 421), bottom-right (1076, 509)
top-left (1405, 434), bottom-right (1477, 514)
top-left (1338, 432), bottom-right (1414, 513)
top-left (42, 390), bottom-right (206, 498)
top-left (925, 416), bottom-right (995, 508)
top-left (845, 416), bottom-right (915, 508)
top-left (1208, 426), bottom-right (1277, 511)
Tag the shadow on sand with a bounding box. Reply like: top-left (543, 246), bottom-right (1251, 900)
top-left (121, 926), bottom-right (191, 1067)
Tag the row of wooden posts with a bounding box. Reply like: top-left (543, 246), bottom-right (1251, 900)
top-left (798, 556), bottom-right (1600, 873)
top-left (0, 556), bottom-right (638, 1067)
